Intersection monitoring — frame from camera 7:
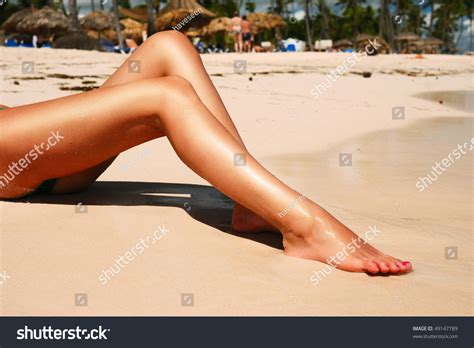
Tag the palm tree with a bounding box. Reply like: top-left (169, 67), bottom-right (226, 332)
top-left (432, 0), bottom-right (465, 52)
top-left (91, 0), bottom-right (95, 12)
top-left (146, 0), bottom-right (155, 36)
top-left (337, 0), bottom-right (361, 37)
top-left (304, 0), bottom-right (314, 50)
top-left (111, 0), bottom-right (125, 51)
top-left (67, 0), bottom-right (81, 31)
top-left (465, 0), bottom-right (473, 51)
top-left (319, 0), bottom-right (329, 39)
top-left (379, 0), bottom-right (394, 48)
top-left (428, 0), bottom-right (435, 37)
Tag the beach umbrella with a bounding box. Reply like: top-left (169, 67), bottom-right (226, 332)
top-left (15, 7), bottom-right (68, 39)
top-left (158, 0), bottom-right (215, 18)
top-left (155, 8), bottom-right (210, 31)
top-left (395, 32), bottom-right (420, 53)
top-left (423, 37), bottom-right (443, 47)
top-left (248, 13), bottom-right (285, 34)
top-left (332, 39), bottom-right (353, 50)
top-left (394, 32), bottom-right (420, 42)
top-left (121, 18), bottom-right (146, 43)
top-left (418, 37), bottom-right (443, 54)
top-left (119, 7), bottom-right (149, 22)
top-left (2, 8), bottom-right (34, 34)
top-left (355, 34), bottom-right (390, 54)
top-left (201, 17), bottom-right (231, 35)
top-left (81, 11), bottom-right (116, 32)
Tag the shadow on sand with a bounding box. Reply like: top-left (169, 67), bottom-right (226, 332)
top-left (13, 181), bottom-right (284, 250)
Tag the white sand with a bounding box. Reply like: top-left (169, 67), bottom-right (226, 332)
top-left (0, 48), bottom-right (473, 315)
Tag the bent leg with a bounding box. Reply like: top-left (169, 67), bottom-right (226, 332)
top-left (53, 31), bottom-right (272, 232)
top-left (54, 31), bottom-right (246, 193)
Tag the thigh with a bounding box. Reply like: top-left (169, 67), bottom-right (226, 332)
top-left (0, 79), bottom-right (166, 199)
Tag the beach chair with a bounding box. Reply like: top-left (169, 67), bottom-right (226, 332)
top-left (18, 42), bottom-right (34, 48)
top-left (4, 39), bottom-right (18, 47)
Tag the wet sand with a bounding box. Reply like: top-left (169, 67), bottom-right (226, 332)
top-left (0, 48), bottom-right (473, 315)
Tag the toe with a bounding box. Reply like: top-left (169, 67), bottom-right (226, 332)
top-left (363, 261), bottom-right (380, 274)
top-left (387, 260), bottom-right (400, 273)
top-left (402, 261), bottom-right (413, 272)
top-left (378, 261), bottom-right (391, 274)
top-left (395, 260), bottom-right (406, 272)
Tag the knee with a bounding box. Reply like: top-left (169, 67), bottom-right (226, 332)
top-left (145, 30), bottom-right (195, 54)
top-left (139, 76), bottom-right (200, 112)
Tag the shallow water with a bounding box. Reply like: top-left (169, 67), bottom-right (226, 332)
top-left (414, 90), bottom-right (474, 113)
top-left (270, 117), bottom-right (473, 225)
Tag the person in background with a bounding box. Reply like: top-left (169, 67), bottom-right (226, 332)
top-left (241, 15), bottom-right (252, 53)
top-left (229, 12), bottom-right (242, 53)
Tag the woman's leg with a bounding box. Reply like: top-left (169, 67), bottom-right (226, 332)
top-left (53, 31), bottom-right (273, 231)
top-left (0, 77), bottom-right (411, 274)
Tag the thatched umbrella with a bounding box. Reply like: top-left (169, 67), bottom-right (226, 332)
top-left (155, 8), bottom-right (210, 31)
top-left (395, 32), bottom-right (420, 53)
top-left (248, 13), bottom-right (285, 34)
top-left (201, 16), bottom-right (230, 36)
top-left (423, 37), bottom-right (443, 46)
top-left (119, 7), bottom-right (148, 22)
top-left (15, 7), bottom-right (68, 39)
top-left (355, 34), bottom-right (390, 54)
top-left (418, 37), bottom-right (443, 54)
top-left (158, 0), bottom-right (215, 18)
top-left (121, 18), bottom-right (145, 43)
top-left (81, 11), bottom-right (116, 32)
top-left (81, 11), bottom-right (116, 41)
top-left (333, 39), bottom-right (353, 51)
top-left (2, 8), bottom-right (34, 34)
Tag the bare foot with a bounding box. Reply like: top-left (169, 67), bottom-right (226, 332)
top-left (282, 207), bottom-right (412, 275)
top-left (232, 203), bottom-right (278, 233)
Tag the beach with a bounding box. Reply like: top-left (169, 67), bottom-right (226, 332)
top-left (0, 48), bottom-right (473, 316)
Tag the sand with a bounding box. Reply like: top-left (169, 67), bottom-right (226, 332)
top-left (0, 48), bottom-right (473, 316)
